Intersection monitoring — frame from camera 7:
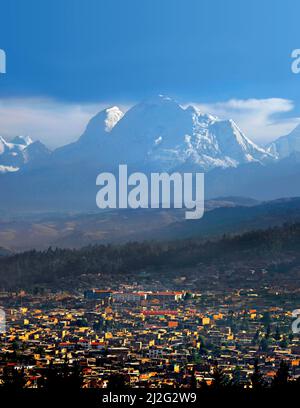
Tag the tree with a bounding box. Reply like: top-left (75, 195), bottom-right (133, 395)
top-left (199, 378), bottom-right (209, 390)
top-left (192, 351), bottom-right (202, 365)
top-left (272, 361), bottom-right (289, 388)
top-left (230, 367), bottom-right (243, 390)
top-left (280, 336), bottom-right (288, 349)
top-left (1, 366), bottom-right (26, 390)
top-left (67, 361), bottom-right (83, 390)
top-left (198, 335), bottom-right (208, 355)
top-left (250, 360), bottom-right (265, 390)
top-left (44, 361), bottom-right (83, 391)
top-left (107, 373), bottom-right (127, 389)
top-left (211, 363), bottom-right (229, 390)
top-left (190, 369), bottom-right (198, 389)
top-left (259, 338), bottom-right (269, 352)
top-left (261, 312), bottom-right (271, 327)
top-left (252, 329), bottom-right (260, 345)
top-left (274, 326), bottom-right (281, 341)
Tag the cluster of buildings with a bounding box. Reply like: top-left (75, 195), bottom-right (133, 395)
top-left (0, 286), bottom-right (299, 388)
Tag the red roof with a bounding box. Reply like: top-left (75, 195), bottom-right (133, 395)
top-left (142, 310), bottom-right (178, 316)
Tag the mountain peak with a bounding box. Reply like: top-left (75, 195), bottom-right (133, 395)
top-left (138, 95), bottom-right (183, 112)
top-left (267, 122), bottom-right (300, 159)
top-left (103, 106), bottom-right (124, 132)
top-left (11, 135), bottom-right (33, 146)
top-left (144, 94), bottom-right (176, 104)
top-left (22, 140), bottom-right (51, 166)
top-left (79, 105), bottom-right (124, 144)
top-left (185, 105), bottom-right (218, 122)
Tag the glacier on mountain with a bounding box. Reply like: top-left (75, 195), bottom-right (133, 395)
top-left (1, 95), bottom-right (300, 175)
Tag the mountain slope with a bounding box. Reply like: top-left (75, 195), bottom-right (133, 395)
top-left (150, 197), bottom-right (300, 240)
top-left (206, 152), bottom-right (300, 200)
top-left (267, 124), bottom-right (300, 159)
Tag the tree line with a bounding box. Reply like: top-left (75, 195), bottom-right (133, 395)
top-left (1, 222), bottom-right (300, 289)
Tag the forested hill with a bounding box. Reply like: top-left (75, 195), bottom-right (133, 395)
top-left (1, 223), bottom-right (300, 290)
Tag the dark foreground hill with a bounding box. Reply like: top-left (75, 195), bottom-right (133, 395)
top-left (1, 222), bottom-right (300, 291)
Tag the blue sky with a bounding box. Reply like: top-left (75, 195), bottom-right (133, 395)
top-left (0, 0), bottom-right (300, 147)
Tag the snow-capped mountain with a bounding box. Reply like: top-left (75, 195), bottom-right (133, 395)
top-left (22, 140), bottom-right (52, 167)
top-left (50, 95), bottom-right (273, 172)
top-left (2, 95), bottom-right (300, 214)
top-left (103, 96), bottom-right (270, 171)
top-left (100, 95), bottom-right (274, 170)
top-left (51, 106), bottom-right (124, 165)
top-left (0, 135), bottom-right (32, 173)
top-left (0, 135), bottom-right (50, 173)
top-left (266, 124), bottom-right (300, 159)
top-left (0, 95), bottom-right (277, 175)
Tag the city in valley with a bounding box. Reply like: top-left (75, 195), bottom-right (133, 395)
top-left (0, 282), bottom-right (299, 389)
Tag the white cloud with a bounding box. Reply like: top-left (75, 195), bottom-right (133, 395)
top-left (0, 98), bottom-right (114, 148)
top-left (189, 98), bottom-right (300, 145)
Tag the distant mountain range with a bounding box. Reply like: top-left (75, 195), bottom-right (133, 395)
top-left (1, 95), bottom-right (300, 213)
top-left (2, 196), bottom-right (300, 252)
